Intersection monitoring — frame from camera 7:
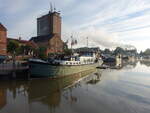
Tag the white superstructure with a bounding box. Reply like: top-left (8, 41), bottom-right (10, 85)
top-left (53, 55), bottom-right (102, 66)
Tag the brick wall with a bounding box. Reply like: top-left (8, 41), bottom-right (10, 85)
top-left (52, 13), bottom-right (61, 37)
top-left (37, 12), bottom-right (61, 37)
top-left (0, 30), bottom-right (7, 55)
top-left (47, 36), bottom-right (64, 55)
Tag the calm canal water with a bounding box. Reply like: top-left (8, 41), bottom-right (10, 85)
top-left (0, 61), bottom-right (150, 113)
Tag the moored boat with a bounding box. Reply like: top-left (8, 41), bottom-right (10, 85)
top-left (29, 53), bottom-right (103, 78)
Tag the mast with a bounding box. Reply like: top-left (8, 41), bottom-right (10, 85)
top-left (87, 37), bottom-right (88, 48)
top-left (71, 35), bottom-right (73, 55)
top-left (54, 3), bottom-right (56, 12)
top-left (50, 2), bottom-right (53, 12)
top-left (70, 35), bottom-right (73, 50)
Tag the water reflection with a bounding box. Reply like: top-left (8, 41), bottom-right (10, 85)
top-left (103, 59), bottom-right (137, 70)
top-left (0, 61), bottom-right (150, 113)
top-left (0, 87), bottom-right (6, 109)
top-left (0, 69), bottom-right (98, 113)
top-left (86, 71), bottom-right (102, 85)
top-left (140, 60), bottom-right (150, 67)
top-left (122, 60), bottom-right (138, 69)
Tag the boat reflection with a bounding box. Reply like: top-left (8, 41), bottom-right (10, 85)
top-left (86, 70), bottom-right (102, 85)
top-left (0, 61), bottom-right (149, 113)
top-left (102, 59), bottom-right (137, 70)
top-left (121, 60), bottom-right (137, 69)
top-left (0, 69), bottom-right (99, 112)
top-left (0, 88), bottom-right (6, 109)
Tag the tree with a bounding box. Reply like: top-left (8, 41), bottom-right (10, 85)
top-left (113, 47), bottom-right (125, 55)
top-left (143, 49), bottom-right (150, 56)
top-left (24, 45), bottom-right (33, 55)
top-left (15, 45), bottom-right (34, 56)
top-left (16, 45), bottom-right (25, 55)
top-left (63, 42), bottom-right (72, 55)
top-left (7, 40), bottom-right (19, 65)
top-left (64, 48), bottom-right (72, 55)
top-left (7, 40), bottom-right (19, 54)
top-left (103, 48), bottom-right (112, 54)
top-left (37, 46), bottom-right (47, 59)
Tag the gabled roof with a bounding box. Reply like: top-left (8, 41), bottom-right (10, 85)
top-left (30, 34), bottom-right (55, 43)
top-left (0, 23), bottom-right (7, 31)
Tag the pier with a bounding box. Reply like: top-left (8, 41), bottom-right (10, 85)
top-left (0, 63), bottom-right (30, 79)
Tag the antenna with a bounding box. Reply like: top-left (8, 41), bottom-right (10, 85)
top-left (54, 3), bottom-right (56, 12)
top-left (50, 2), bottom-right (53, 12)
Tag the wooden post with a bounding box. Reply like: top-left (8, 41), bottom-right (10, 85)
top-left (27, 70), bottom-right (30, 80)
top-left (12, 71), bottom-right (16, 79)
top-left (12, 59), bottom-right (16, 79)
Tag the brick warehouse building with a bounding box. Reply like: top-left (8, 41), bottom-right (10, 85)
top-left (0, 23), bottom-right (7, 56)
top-left (30, 9), bottom-right (64, 55)
top-left (0, 23), bottom-right (37, 57)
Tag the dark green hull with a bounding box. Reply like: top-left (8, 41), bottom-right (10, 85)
top-left (29, 62), bottom-right (99, 78)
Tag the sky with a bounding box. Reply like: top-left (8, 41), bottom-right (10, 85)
top-left (1, 0), bottom-right (150, 51)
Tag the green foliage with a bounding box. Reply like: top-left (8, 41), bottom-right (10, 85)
top-left (64, 48), bottom-right (72, 55)
top-left (140, 51), bottom-right (143, 55)
top-left (142, 49), bottom-right (150, 55)
top-left (24, 45), bottom-right (33, 55)
top-left (113, 47), bottom-right (137, 56)
top-left (7, 40), bottom-right (19, 54)
top-left (37, 46), bottom-right (47, 59)
top-left (16, 47), bottom-right (23, 55)
top-left (103, 48), bottom-right (112, 54)
top-left (63, 42), bottom-right (72, 55)
top-left (7, 40), bottom-right (35, 57)
top-left (113, 47), bottom-right (125, 55)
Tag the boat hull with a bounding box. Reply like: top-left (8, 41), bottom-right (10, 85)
top-left (29, 62), bottom-right (100, 78)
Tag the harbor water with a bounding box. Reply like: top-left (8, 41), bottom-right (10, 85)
top-left (0, 61), bottom-right (150, 113)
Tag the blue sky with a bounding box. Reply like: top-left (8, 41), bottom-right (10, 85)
top-left (1, 0), bottom-right (150, 51)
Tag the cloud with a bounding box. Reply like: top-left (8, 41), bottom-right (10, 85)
top-left (1, 0), bottom-right (29, 14)
top-left (69, 0), bottom-right (150, 51)
top-left (1, 0), bottom-right (150, 51)
top-left (7, 9), bottom-right (47, 39)
top-left (69, 26), bottom-right (134, 50)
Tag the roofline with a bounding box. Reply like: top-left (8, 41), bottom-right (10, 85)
top-left (0, 23), bottom-right (7, 31)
